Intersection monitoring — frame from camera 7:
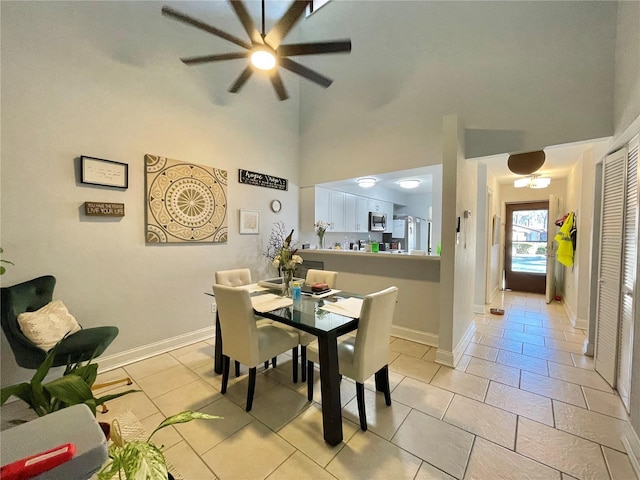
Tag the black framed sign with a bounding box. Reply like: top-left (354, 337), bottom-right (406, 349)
top-left (238, 169), bottom-right (288, 191)
top-left (81, 155), bottom-right (128, 189)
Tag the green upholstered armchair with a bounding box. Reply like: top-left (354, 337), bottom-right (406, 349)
top-left (1, 275), bottom-right (119, 369)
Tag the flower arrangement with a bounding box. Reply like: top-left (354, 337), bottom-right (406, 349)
top-left (314, 220), bottom-right (330, 248)
top-left (272, 228), bottom-right (303, 273)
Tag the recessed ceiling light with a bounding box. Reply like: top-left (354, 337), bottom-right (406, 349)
top-left (398, 179), bottom-right (421, 189)
top-left (357, 178), bottom-right (376, 188)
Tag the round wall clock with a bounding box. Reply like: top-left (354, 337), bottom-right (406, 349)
top-left (270, 200), bottom-right (282, 213)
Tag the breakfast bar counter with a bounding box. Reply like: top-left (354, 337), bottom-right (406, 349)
top-left (299, 249), bottom-right (440, 344)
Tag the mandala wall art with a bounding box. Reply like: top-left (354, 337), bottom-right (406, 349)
top-left (145, 154), bottom-right (228, 243)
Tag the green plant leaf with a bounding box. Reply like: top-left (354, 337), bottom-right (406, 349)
top-left (71, 362), bottom-right (98, 386)
top-left (149, 410), bottom-right (221, 440)
top-left (1, 383), bottom-right (32, 406)
top-left (121, 441), bottom-right (167, 480)
top-left (94, 389), bottom-right (140, 407)
top-left (44, 374), bottom-right (94, 406)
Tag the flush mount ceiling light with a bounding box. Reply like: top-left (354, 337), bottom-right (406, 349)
top-left (357, 178), bottom-right (377, 188)
top-left (398, 179), bottom-right (421, 189)
top-left (507, 150), bottom-right (546, 175)
top-left (514, 175), bottom-right (551, 189)
top-left (162, 0), bottom-right (352, 101)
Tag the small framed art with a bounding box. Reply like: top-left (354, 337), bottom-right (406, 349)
top-left (239, 209), bottom-right (260, 235)
top-left (81, 155), bottom-right (128, 189)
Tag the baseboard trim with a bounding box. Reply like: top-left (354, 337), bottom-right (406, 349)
top-left (96, 327), bottom-right (215, 373)
top-left (473, 304), bottom-right (486, 314)
top-left (562, 301), bottom-right (588, 329)
top-left (436, 321), bottom-right (476, 368)
top-left (622, 422), bottom-right (640, 479)
top-left (390, 326), bottom-right (438, 347)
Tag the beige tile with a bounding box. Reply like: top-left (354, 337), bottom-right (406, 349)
top-left (327, 430), bottom-right (422, 479)
top-left (571, 353), bottom-right (595, 370)
top-left (524, 325), bottom-right (567, 340)
top-left (516, 417), bottom-right (609, 480)
top-left (153, 378), bottom-right (220, 416)
top-left (431, 367), bottom-right (489, 401)
top-left (548, 363), bottom-right (614, 392)
top-left (201, 421), bottom-right (295, 479)
top-left (520, 371), bottom-right (587, 408)
top-left (278, 403), bottom-right (359, 467)
top-left (343, 386), bottom-right (411, 440)
top-left (443, 394), bottom-right (517, 449)
top-left (503, 329), bottom-right (546, 346)
top-left (267, 451), bottom-right (337, 480)
top-left (485, 381), bottom-right (554, 426)
top-left (456, 354), bottom-right (473, 371)
top-left (582, 387), bottom-right (630, 420)
top-left (475, 324), bottom-right (504, 337)
top-left (553, 400), bottom-right (628, 451)
top-left (139, 411), bottom-right (183, 451)
top-left (465, 357), bottom-right (520, 387)
top-left (545, 338), bottom-right (585, 354)
top-left (174, 397), bottom-right (253, 455)
top-left (389, 338), bottom-right (431, 358)
top-left (602, 446), bottom-right (637, 480)
top-left (223, 369), bottom-right (282, 407)
top-left (470, 332), bottom-right (483, 343)
top-left (522, 344), bottom-right (574, 366)
top-left (496, 350), bottom-right (548, 375)
top-left (392, 409), bottom-right (474, 479)
top-left (415, 462), bottom-right (456, 480)
top-left (487, 318), bottom-right (525, 332)
top-left (464, 342), bottom-right (499, 362)
top-left (124, 353), bottom-right (181, 381)
top-left (506, 314), bottom-right (543, 327)
top-left (193, 363), bottom-right (223, 389)
top-left (562, 474), bottom-right (579, 480)
top-left (170, 341), bottom-right (215, 370)
top-left (164, 440), bottom-right (217, 480)
top-left (94, 367), bottom-right (134, 394)
top-left (422, 346), bottom-right (438, 363)
top-left (465, 436), bottom-right (560, 480)
top-left (300, 370), bottom-right (357, 407)
top-left (390, 354), bottom-right (442, 384)
top-left (479, 334), bottom-right (523, 353)
top-left (249, 384), bottom-right (311, 431)
top-left (363, 368), bottom-right (404, 394)
top-left (392, 376), bottom-right (454, 420)
top-left (98, 388), bottom-right (161, 423)
top-left (136, 364), bottom-right (200, 399)
top-left (564, 331), bottom-right (587, 344)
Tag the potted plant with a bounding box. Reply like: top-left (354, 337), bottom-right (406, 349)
top-left (98, 410), bottom-right (220, 480)
top-left (0, 340), bottom-right (139, 420)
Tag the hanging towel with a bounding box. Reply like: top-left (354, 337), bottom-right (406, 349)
top-left (554, 212), bottom-right (575, 267)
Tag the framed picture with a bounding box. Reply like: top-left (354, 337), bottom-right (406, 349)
top-left (81, 155), bottom-right (128, 189)
top-left (239, 209), bottom-right (260, 235)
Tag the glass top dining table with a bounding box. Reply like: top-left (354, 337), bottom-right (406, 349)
top-left (209, 286), bottom-right (361, 446)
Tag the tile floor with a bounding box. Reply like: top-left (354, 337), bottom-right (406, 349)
top-left (2, 292), bottom-right (637, 479)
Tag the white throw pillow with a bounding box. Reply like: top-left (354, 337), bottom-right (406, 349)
top-left (17, 300), bottom-right (82, 352)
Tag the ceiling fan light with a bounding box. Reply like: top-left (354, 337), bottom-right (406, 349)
top-left (530, 177), bottom-right (551, 189)
top-left (357, 178), bottom-right (376, 188)
top-left (514, 177), bottom-right (530, 188)
top-left (251, 49), bottom-right (276, 71)
top-left (398, 179), bottom-right (421, 189)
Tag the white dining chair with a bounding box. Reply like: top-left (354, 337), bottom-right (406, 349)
top-left (306, 286), bottom-right (399, 431)
top-left (213, 284), bottom-right (300, 411)
top-left (215, 268), bottom-right (273, 376)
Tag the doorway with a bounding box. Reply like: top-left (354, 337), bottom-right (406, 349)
top-left (505, 201), bottom-right (549, 294)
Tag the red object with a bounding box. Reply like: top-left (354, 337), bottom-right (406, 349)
top-left (0, 443), bottom-right (75, 480)
top-left (312, 283), bottom-right (329, 292)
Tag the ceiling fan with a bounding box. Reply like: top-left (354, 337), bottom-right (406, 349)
top-left (162, 0), bottom-right (352, 100)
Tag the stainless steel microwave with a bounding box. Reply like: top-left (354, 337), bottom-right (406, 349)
top-left (369, 212), bottom-right (387, 231)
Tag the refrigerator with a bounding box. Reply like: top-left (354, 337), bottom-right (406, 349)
top-left (391, 216), bottom-right (431, 253)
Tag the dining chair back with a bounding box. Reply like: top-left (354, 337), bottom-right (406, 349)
top-left (213, 284), bottom-right (299, 411)
top-left (305, 269), bottom-right (338, 288)
top-left (306, 286), bottom-right (399, 430)
top-left (215, 268), bottom-right (252, 287)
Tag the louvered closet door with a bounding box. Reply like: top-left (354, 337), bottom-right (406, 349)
top-left (618, 137), bottom-right (638, 411)
top-left (595, 148), bottom-right (626, 386)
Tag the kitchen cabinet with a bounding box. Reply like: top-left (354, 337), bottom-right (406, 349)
top-left (329, 190), bottom-right (346, 232)
top-left (315, 187), bottom-right (331, 229)
top-left (383, 202), bottom-right (394, 233)
top-left (345, 194), bottom-right (369, 232)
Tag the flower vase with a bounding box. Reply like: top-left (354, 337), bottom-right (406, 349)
top-left (318, 235), bottom-right (325, 250)
top-left (282, 269), bottom-right (294, 297)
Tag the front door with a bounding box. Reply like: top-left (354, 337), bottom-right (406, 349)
top-left (505, 202), bottom-right (549, 294)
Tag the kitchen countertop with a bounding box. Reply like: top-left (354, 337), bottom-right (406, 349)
top-left (300, 249), bottom-right (440, 260)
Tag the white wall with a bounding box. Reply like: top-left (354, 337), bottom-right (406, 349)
top-left (0, 2), bottom-right (300, 385)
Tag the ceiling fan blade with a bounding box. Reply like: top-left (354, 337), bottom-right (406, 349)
top-left (181, 52), bottom-right (248, 65)
top-left (228, 66), bottom-right (254, 93)
top-left (229, 0), bottom-right (263, 45)
top-left (162, 6), bottom-right (251, 50)
top-left (264, 0), bottom-right (310, 49)
top-left (279, 57), bottom-right (333, 88)
top-left (278, 40), bottom-right (351, 57)
top-left (270, 71), bottom-right (289, 100)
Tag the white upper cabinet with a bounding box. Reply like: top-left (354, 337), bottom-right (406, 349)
top-left (383, 202), bottom-right (394, 233)
top-left (329, 190), bottom-right (346, 232)
top-left (356, 196), bottom-right (370, 232)
top-left (315, 187), bottom-right (331, 228)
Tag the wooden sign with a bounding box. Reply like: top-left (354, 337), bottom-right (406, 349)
top-left (84, 202), bottom-right (125, 217)
top-left (238, 169), bottom-right (288, 191)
